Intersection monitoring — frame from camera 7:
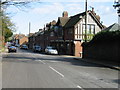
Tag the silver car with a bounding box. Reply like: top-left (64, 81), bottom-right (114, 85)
top-left (45, 46), bottom-right (58, 55)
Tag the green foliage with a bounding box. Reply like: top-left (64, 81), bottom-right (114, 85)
top-left (93, 30), bottom-right (120, 41)
top-left (82, 34), bottom-right (95, 42)
top-left (0, 11), bottom-right (16, 42)
top-left (82, 30), bottom-right (120, 47)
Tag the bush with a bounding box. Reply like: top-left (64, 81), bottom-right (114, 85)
top-left (91, 30), bottom-right (120, 42)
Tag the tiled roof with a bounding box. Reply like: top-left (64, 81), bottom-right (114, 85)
top-left (64, 11), bottom-right (104, 29)
top-left (64, 12), bottom-right (85, 28)
top-left (103, 23), bottom-right (120, 31)
top-left (56, 17), bottom-right (69, 27)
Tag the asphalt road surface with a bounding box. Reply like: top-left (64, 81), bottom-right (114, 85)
top-left (2, 48), bottom-right (119, 89)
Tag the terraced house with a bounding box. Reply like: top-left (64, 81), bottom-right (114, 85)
top-left (29, 9), bottom-right (105, 57)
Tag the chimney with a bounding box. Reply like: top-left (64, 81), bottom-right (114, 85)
top-left (92, 7), bottom-right (94, 12)
top-left (91, 7), bottom-right (96, 15)
top-left (62, 11), bottom-right (68, 17)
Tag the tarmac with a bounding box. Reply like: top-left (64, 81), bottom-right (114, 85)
top-left (0, 48), bottom-right (119, 71)
top-left (74, 57), bottom-right (120, 71)
top-left (60, 55), bottom-right (120, 71)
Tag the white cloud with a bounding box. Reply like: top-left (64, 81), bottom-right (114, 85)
top-left (39, 0), bottom-right (113, 2)
top-left (32, 3), bottom-right (64, 14)
top-left (98, 6), bottom-right (116, 15)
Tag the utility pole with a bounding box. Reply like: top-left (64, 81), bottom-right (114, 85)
top-left (85, 0), bottom-right (87, 42)
top-left (29, 22), bottom-right (31, 37)
top-left (43, 24), bottom-right (45, 50)
top-left (28, 22), bottom-right (31, 49)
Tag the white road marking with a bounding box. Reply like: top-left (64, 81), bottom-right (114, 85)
top-left (37, 60), bottom-right (46, 64)
top-left (49, 66), bottom-right (64, 78)
top-left (77, 85), bottom-right (82, 88)
top-left (49, 61), bottom-right (60, 63)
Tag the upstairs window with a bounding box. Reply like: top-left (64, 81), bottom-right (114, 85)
top-left (82, 24), bottom-right (95, 34)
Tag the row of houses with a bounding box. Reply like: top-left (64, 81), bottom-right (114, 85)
top-left (29, 8), bottom-right (105, 57)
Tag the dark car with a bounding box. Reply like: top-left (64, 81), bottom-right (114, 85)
top-left (20, 45), bottom-right (28, 50)
top-left (8, 46), bottom-right (17, 53)
top-left (33, 45), bottom-right (42, 52)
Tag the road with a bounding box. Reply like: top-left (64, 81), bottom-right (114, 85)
top-left (2, 48), bottom-right (119, 89)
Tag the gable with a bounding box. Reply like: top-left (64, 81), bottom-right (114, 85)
top-left (64, 11), bottom-right (104, 30)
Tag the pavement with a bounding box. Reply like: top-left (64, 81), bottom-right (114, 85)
top-left (59, 55), bottom-right (120, 71)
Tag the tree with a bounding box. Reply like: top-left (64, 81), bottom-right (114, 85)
top-left (0, 0), bottom-right (41, 9)
top-left (1, 11), bottom-right (15, 42)
top-left (0, 0), bottom-right (41, 47)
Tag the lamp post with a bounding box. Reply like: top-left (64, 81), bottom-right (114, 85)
top-left (85, 0), bottom-right (87, 42)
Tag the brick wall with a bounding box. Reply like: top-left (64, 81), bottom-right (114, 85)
top-left (74, 41), bottom-right (82, 57)
top-left (82, 39), bottom-right (119, 62)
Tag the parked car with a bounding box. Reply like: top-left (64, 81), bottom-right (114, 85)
top-left (8, 46), bottom-right (17, 53)
top-left (45, 46), bottom-right (58, 55)
top-left (33, 45), bottom-right (42, 52)
top-left (15, 44), bottom-right (20, 47)
top-left (20, 45), bottom-right (28, 50)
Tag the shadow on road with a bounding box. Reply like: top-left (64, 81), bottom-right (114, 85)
top-left (2, 53), bottom-right (115, 69)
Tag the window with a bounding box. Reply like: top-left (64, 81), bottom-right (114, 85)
top-left (68, 29), bottom-right (73, 34)
top-left (91, 25), bottom-right (95, 34)
top-left (50, 32), bottom-right (54, 37)
top-left (82, 25), bottom-right (85, 34)
top-left (82, 24), bottom-right (95, 34)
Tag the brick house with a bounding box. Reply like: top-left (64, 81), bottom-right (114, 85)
top-left (28, 9), bottom-right (105, 56)
top-left (49, 11), bottom-right (69, 54)
top-left (13, 34), bottom-right (28, 46)
top-left (63, 9), bottom-right (105, 56)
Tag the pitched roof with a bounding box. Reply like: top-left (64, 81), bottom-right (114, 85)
top-left (56, 17), bottom-right (69, 27)
top-left (64, 11), bottom-right (104, 29)
top-left (14, 34), bottom-right (26, 39)
top-left (64, 12), bottom-right (85, 28)
top-left (103, 23), bottom-right (120, 31)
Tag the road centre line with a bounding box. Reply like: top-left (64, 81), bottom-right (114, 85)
top-left (77, 85), bottom-right (82, 88)
top-left (31, 55), bottom-right (46, 64)
top-left (49, 66), bottom-right (64, 78)
top-left (37, 60), bottom-right (46, 64)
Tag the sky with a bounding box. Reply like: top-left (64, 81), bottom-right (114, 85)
top-left (5, 0), bottom-right (118, 35)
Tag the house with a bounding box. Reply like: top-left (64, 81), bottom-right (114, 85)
top-left (13, 34), bottom-right (28, 46)
top-left (63, 9), bottom-right (105, 56)
top-left (49, 11), bottom-right (70, 54)
top-left (28, 33), bottom-right (34, 49)
top-left (28, 9), bottom-right (105, 57)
